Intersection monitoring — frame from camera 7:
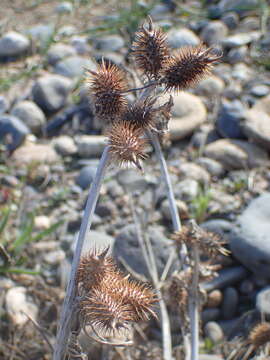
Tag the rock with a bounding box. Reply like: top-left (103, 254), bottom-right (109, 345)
top-left (201, 219), bottom-right (234, 236)
top-left (256, 286), bottom-right (270, 317)
top-left (12, 142), bottom-right (59, 165)
top-left (26, 24), bottom-right (54, 45)
top-left (250, 84), bottom-right (269, 97)
top-left (221, 12), bottom-right (239, 29)
top-left (75, 135), bottom-right (106, 157)
top-left (5, 287), bottom-right (38, 326)
top-left (204, 321), bottom-right (224, 343)
top-left (222, 33), bottom-right (253, 48)
top-left (216, 100), bottom-right (246, 139)
top-left (207, 290), bottom-right (223, 308)
top-left (54, 56), bottom-right (96, 78)
top-left (34, 215), bottom-right (51, 230)
top-left (58, 25), bottom-right (76, 37)
top-left (164, 92), bottom-right (207, 141)
top-left (217, 0), bottom-right (260, 16)
top-left (252, 94), bottom-right (270, 114)
top-left (244, 109), bottom-right (270, 150)
top-left (47, 43), bottom-right (76, 65)
top-left (227, 46), bottom-right (247, 64)
top-left (199, 356), bottom-right (224, 360)
top-left (200, 21), bottom-right (228, 46)
top-left (94, 35), bottom-right (125, 52)
top-left (195, 75), bottom-right (225, 96)
top-left (161, 198), bottom-right (189, 221)
top-left (0, 115), bottom-right (29, 152)
top-left (202, 308), bottom-right (220, 323)
top-left (204, 139), bottom-right (268, 170)
top-left (221, 287), bottom-right (239, 319)
top-left (167, 28), bottom-right (200, 48)
top-left (43, 249), bottom-right (66, 265)
top-left (230, 193), bottom-right (270, 277)
top-left (232, 63), bottom-right (253, 82)
top-left (11, 101), bottom-right (46, 134)
top-left (239, 279), bottom-right (254, 294)
top-left (174, 179), bottom-right (199, 201)
top-left (114, 224), bottom-right (179, 278)
top-left (0, 95), bottom-right (9, 114)
top-left (0, 31), bottom-right (30, 57)
top-left (32, 75), bottom-right (72, 112)
top-left (80, 230), bottom-right (115, 254)
top-left (179, 162), bottom-right (210, 183)
top-left (116, 169), bottom-right (153, 193)
top-left (53, 135), bottom-right (77, 156)
top-left (196, 157), bottom-right (225, 177)
top-left (75, 164), bottom-right (98, 190)
top-left (96, 201), bottom-right (117, 218)
top-left (202, 266), bottom-right (247, 291)
top-left (71, 36), bottom-right (90, 55)
top-left (55, 1), bottom-right (73, 14)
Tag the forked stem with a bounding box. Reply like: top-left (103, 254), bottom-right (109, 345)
top-left (53, 146), bottom-right (110, 360)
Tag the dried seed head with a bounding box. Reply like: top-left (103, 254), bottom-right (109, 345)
top-left (161, 45), bottom-right (222, 92)
top-left (123, 97), bottom-right (156, 130)
top-left (86, 60), bottom-right (128, 121)
top-left (108, 121), bottom-right (148, 170)
top-left (249, 322), bottom-right (270, 349)
top-left (168, 275), bottom-right (189, 311)
top-left (132, 17), bottom-right (169, 79)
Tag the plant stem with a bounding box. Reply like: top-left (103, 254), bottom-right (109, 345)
top-left (53, 146), bottom-right (110, 360)
top-left (189, 243), bottom-right (200, 360)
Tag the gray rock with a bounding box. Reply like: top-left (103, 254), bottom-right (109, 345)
top-left (116, 169), bottom-right (152, 193)
top-left (244, 109), bottom-right (270, 150)
top-left (199, 356), bottom-right (224, 360)
top-left (43, 249), bottom-right (65, 265)
top-left (179, 162), bottom-right (210, 183)
top-left (221, 12), bottom-right (239, 29)
top-left (0, 115), bottom-right (29, 151)
top-left (250, 84), bottom-right (269, 97)
top-left (221, 287), bottom-right (239, 319)
top-left (71, 36), bottom-right (90, 55)
top-left (230, 193), bottom-right (270, 277)
top-left (76, 165), bottom-right (98, 190)
top-left (75, 135), bottom-right (106, 157)
top-left (167, 28), bottom-right (200, 48)
top-left (201, 219), bottom-right (234, 236)
top-left (222, 33), bottom-right (253, 48)
top-left (11, 142), bottom-right (59, 165)
top-left (174, 179), bottom-right (199, 201)
top-left (227, 45), bottom-right (248, 64)
top-left (200, 21), bottom-right (228, 46)
top-left (202, 266), bottom-right (247, 291)
top-left (204, 139), bottom-right (268, 170)
top-left (204, 321), bottom-right (224, 343)
top-left (11, 101), bottom-right (46, 134)
top-left (58, 25), bottom-right (76, 37)
top-left (232, 63), bottom-right (253, 82)
top-left (32, 74), bottom-right (72, 112)
top-left (53, 135), bottom-right (77, 156)
top-left (47, 43), bottom-right (76, 65)
top-left (0, 31), bottom-right (30, 57)
top-left (256, 286), bottom-right (270, 317)
top-left (26, 24), bottom-right (54, 45)
top-left (196, 157), bottom-right (225, 177)
top-left (0, 95), bottom-right (9, 114)
top-left (202, 308), bottom-right (221, 323)
top-left (195, 75), bottom-right (225, 96)
top-left (74, 230), bottom-right (115, 254)
top-left (96, 201), bottom-right (117, 218)
top-left (55, 1), bottom-right (73, 14)
top-left (161, 198), bottom-right (188, 221)
top-left (54, 56), bottom-right (96, 78)
top-left (217, 0), bottom-right (260, 15)
top-left (94, 35), bottom-right (124, 52)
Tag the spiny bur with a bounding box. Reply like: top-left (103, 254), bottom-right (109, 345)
top-left (123, 97), bottom-right (156, 130)
top-left (249, 322), bottom-right (270, 349)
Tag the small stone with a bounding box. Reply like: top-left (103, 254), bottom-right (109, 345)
top-left (199, 355), bottom-right (224, 360)
top-left (239, 279), bottom-right (254, 294)
top-left (200, 21), bottom-right (228, 46)
top-left (227, 45), bottom-right (248, 64)
top-left (250, 84), bottom-right (269, 97)
top-left (55, 1), bottom-right (73, 14)
top-left (12, 143), bottom-right (59, 165)
top-left (196, 157), bottom-right (225, 177)
top-left (179, 162), bottom-right (210, 184)
top-left (34, 215), bottom-right (51, 230)
top-left (0, 95), bottom-right (9, 114)
top-left (26, 24), bottom-right (54, 45)
top-left (11, 101), bottom-right (46, 134)
top-left (217, 0), bottom-right (260, 16)
top-left (195, 75), bottom-right (225, 96)
top-left (204, 139), bottom-right (268, 170)
top-left (47, 43), bottom-right (76, 65)
top-left (0, 115), bottom-right (29, 152)
top-left (43, 250), bottom-right (65, 265)
top-left (207, 290), bottom-right (223, 308)
top-left (161, 198), bottom-right (189, 221)
top-left (79, 230), bottom-right (115, 254)
top-left (167, 28), bottom-right (200, 48)
top-left (0, 31), bottom-right (30, 57)
top-left (204, 321), bottom-right (224, 343)
top-left (58, 25), bottom-right (76, 37)
top-left (53, 135), bottom-right (77, 156)
top-left (221, 12), bottom-right (239, 29)
top-left (116, 169), bottom-right (151, 193)
top-left (96, 201), bottom-right (117, 218)
top-left (232, 63), bottom-right (253, 82)
top-left (174, 179), bottom-right (199, 201)
top-left (94, 35), bottom-right (124, 52)
top-left (222, 33), bottom-right (253, 48)
top-left (202, 308), bottom-right (220, 323)
top-left (75, 135), bottom-right (106, 157)
top-left (202, 266), bottom-right (247, 291)
top-left (221, 287), bottom-right (239, 320)
top-left (54, 56), bottom-right (96, 78)
top-left (75, 165), bottom-right (98, 190)
top-left (5, 287), bottom-right (38, 326)
top-left (256, 286), bottom-right (270, 317)
top-left (32, 74), bottom-right (72, 113)
top-left (71, 36), bottom-right (90, 55)
top-left (244, 109), bottom-right (270, 150)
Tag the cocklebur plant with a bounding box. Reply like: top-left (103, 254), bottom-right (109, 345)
top-left (53, 17), bottom-right (221, 360)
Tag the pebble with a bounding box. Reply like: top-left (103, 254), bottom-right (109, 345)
top-left (34, 215), bottom-right (51, 230)
top-left (0, 31), bottom-right (30, 57)
top-left (94, 35), bottom-right (125, 52)
top-left (53, 135), bottom-right (77, 156)
top-left (47, 43), bottom-right (76, 65)
top-left (43, 249), bottom-right (66, 265)
top-left (201, 219), bottom-right (234, 236)
top-left (5, 287), bottom-right (38, 326)
top-left (222, 33), bottom-right (252, 48)
top-left (116, 169), bottom-right (152, 193)
top-left (207, 290), bottom-right (223, 308)
top-left (256, 286), bottom-right (270, 317)
top-left (244, 108), bottom-right (270, 150)
top-left (11, 101), bottom-right (46, 134)
top-left (195, 75), bottom-right (225, 96)
top-left (216, 0), bottom-right (260, 16)
top-left (57, 25), bottom-right (76, 37)
top-left (232, 63), bottom-right (253, 82)
top-left (161, 198), bottom-right (189, 221)
top-left (166, 28), bottom-right (200, 48)
top-left (199, 356), bottom-right (224, 360)
top-left (230, 193), bottom-right (270, 278)
top-left (75, 164), bottom-right (98, 190)
top-left (202, 308), bottom-right (220, 323)
top-left (202, 266), bottom-right (247, 291)
top-left (174, 179), bottom-right (199, 201)
top-left (55, 1), bottom-right (73, 14)
top-left (0, 95), bottom-right (9, 114)
top-left (227, 45), bottom-right (248, 64)
top-left (221, 287), bottom-right (239, 320)
top-left (221, 12), bottom-right (239, 30)
top-left (250, 84), bottom-right (269, 97)
top-left (196, 157), bottom-right (225, 177)
top-left (32, 74), bottom-right (72, 112)
top-left (240, 279), bottom-right (254, 294)
top-left (71, 36), bottom-right (90, 55)
top-left (80, 230), bottom-right (115, 254)
top-left (204, 139), bottom-right (268, 170)
top-left (0, 115), bottom-right (30, 152)
top-left (75, 135), bottom-right (106, 157)
top-left (26, 24), bottom-right (54, 45)
top-left (204, 321), bottom-right (224, 343)
top-left (12, 142), bottom-right (59, 165)
top-left (54, 56), bottom-right (96, 78)
top-left (200, 21), bottom-right (228, 46)
top-left (95, 201), bottom-right (117, 218)
top-left (179, 162), bottom-right (210, 184)
top-left (216, 99), bottom-right (247, 139)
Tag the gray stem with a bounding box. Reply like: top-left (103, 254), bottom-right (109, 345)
top-left (53, 146), bottom-right (110, 360)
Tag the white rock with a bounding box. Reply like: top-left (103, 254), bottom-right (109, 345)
top-left (75, 135), bottom-right (106, 157)
top-left (0, 31), bottom-right (30, 57)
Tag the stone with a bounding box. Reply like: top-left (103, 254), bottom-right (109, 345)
top-left (250, 84), bottom-right (269, 97)
top-left (207, 290), bottom-right (223, 308)
top-left (222, 33), bottom-right (253, 48)
top-left (94, 35), bottom-right (124, 52)
top-left (0, 115), bottom-right (29, 152)
top-left (43, 249), bottom-right (65, 265)
top-left (195, 75), bottom-right (225, 96)
top-left (26, 24), bottom-right (54, 45)
top-left (75, 135), bottom-right (106, 157)
top-left (53, 135), bottom-right (77, 156)
top-left (58, 25), bottom-right (76, 37)
top-left (55, 1), bottom-right (73, 14)
top-left (5, 287), bottom-right (38, 326)
top-left (0, 31), bottom-right (30, 57)
top-left (95, 201), bottom-right (117, 218)
top-left (202, 266), bottom-right (247, 291)
top-left (221, 287), bottom-right (239, 319)
top-left (216, 100), bottom-right (246, 139)
top-left (11, 101), bottom-right (46, 134)
top-left (0, 95), bottom-right (9, 114)
top-left (256, 286), bottom-right (270, 317)
top-left (217, 0), bottom-right (260, 16)
top-left (230, 193), bottom-right (270, 277)
top-left (12, 142), bottom-right (59, 165)
top-left (232, 63), bottom-right (253, 82)
top-left (200, 21), bottom-right (228, 46)
top-left (204, 139), bottom-right (268, 170)
top-left (116, 169), bottom-right (153, 193)
top-left (71, 36), bottom-right (90, 55)
top-left (199, 356), bottom-right (224, 360)
top-left (161, 198), bottom-right (189, 221)
top-left (201, 219), bottom-right (234, 236)
top-left (244, 109), bottom-right (270, 150)
top-left (202, 308), bottom-right (220, 323)
top-left (174, 179), bottom-right (199, 201)
top-left (179, 162), bottom-right (210, 183)
top-left (221, 12), bottom-right (239, 29)
top-left (79, 230), bottom-right (115, 254)
top-left (75, 164), bottom-right (98, 190)
top-left (166, 28), bottom-right (200, 48)
top-left (47, 43), bottom-right (76, 65)
top-left (164, 92), bottom-right (207, 141)
top-left (54, 56), bottom-right (96, 78)
top-left (204, 321), bottom-right (224, 343)
top-left (227, 45), bottom-right (248, 64)
top-left (196, 157), bottom-right (225, 177)
top-left (32, 74), bottom-right (72, 112)
top-left (34, 215), bottom-right (51, 230)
